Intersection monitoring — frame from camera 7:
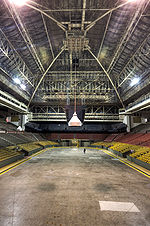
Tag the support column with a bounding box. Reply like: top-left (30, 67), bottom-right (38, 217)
top-left (19, 115), bottom-right (28, 131)
top-left (123, 115), bottom-right (131, 132)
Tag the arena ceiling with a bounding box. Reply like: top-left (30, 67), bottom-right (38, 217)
top-left (0, 0), bottom-right (150, 110)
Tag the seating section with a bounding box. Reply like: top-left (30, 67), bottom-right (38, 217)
top-left (129, 147), bottom-right (150, 164)
top-left (0, 140), bottom-right (59, 168)
top-left (0, 132), bottom-right (46, 148)
top-left (129, 133), bottom-right (150, 146)
top-left (17, 143), bottom-right (43, 156)
top-left (92, 140), bottom-right (150, 168)
top-left (0, 146), bottom-right (24, 168)
top-left (37, 141), bottom-right (58, 147)
top-left (113, 133), bottom-right (150, 147)
top-left (92, 132), bottom-right (150, 147)
top-left (104, 134), bottom-right (119, 142)
top-left (92, 141), bottom-right (116, 148)
top-left (0, 120), bottom-right (17, 132)
top-left (137, 152), bottom-right (150, 164)
top-left (32, 133), bottom-right (46, 141)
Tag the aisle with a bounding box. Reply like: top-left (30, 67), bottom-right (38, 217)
top-left (0, 148), bottom-right (150, 226)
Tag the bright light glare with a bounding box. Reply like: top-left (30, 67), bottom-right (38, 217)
top-left (130, 77), bottom-right (140, 86)
top-left (127, 0), bottom-right (137, 2)
top-left (13, 77), bottom-right (21, 84)
top-left (20, 84), bottom-right (26, 90)
top-left (9, 0), bottom-right (28, 6)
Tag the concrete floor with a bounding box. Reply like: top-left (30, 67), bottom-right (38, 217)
top-left (0, 148), bottom-right (150, 226)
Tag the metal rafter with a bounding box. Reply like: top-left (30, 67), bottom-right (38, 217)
top-left (43, 9), bottom-right (110, 12)
top-left (118, 33), bottom-right (150, 87)
top-left (41, 13), bottom-right (55, 59)
top-left (81, 0), bottom-right (86, 31)
top-left (4, 0), bottom-right (45, 74)
top-left (87, 46), bottom-right (124, 108)
top-left (11, 4), bottom-right (45, 73)
top-left (28, 47), bottom-right (65, 107)
top-left (26, 3), bottom-right (66, 32)
top-left (85, 1), bottom-right (132, 32)
top-left (97, 12), bottom-right (112, 58)
top-left (107, 1), bottom-right (149, 74)
top-left (0, 29), bottom-right (34, 87)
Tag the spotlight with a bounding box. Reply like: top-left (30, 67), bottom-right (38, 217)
top-left (20, 84), bottom-right (26, 90)
top-left (13, 77), bottom-right (21, 84)
top-left (130, 77), bottom-right (140, 86)
top-left (68, 112), bottom-right (82, 127)
top-left (9, 0), bottom-right (28, 6)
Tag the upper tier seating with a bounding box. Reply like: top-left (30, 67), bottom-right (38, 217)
top-left (0, 120), bottom-right (17, 132)
top-left (0, 132), bottom-right (46, 148)
top-left (104, 134), bottom-right (119, 142)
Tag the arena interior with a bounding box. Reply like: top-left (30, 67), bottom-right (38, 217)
top-left (0, 0), bottom-right (150, 225)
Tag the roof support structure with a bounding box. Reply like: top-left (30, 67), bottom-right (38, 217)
top-left (41, 13), bottom-right (55, 59)
top-left (28, 47), bottom-right (65, 107)
top-left (4, 0), bottom-right (45, 74)
top-left (97, 12), bottom-right (112, 58)
top-left (81, 0), bottom-right (86, 31)
top-left (87, 46), bottom-right (124, 108)
top-left (118, 33), bottom-right (150, 87)
top-left (107, 1), bottom-right (149, 74)
top-left (0, 29), bottom-right (35, 87)
top-left (26, 3), bottom-right (66, 32)
top-left (85, 1), bottom-right (132, 32)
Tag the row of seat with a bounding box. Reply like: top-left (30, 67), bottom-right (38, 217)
top-left (92, 141), bottom-right (150, 165)
top-left (0, 141), bottom-right (58, 168)
top-left (0, 148), bottom-right (20, 161)
top-left (0, 132), bottom-right (46, 148)
top-left (103, 133), bottom-right (150, 147)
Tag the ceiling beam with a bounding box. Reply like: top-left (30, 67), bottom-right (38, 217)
top-left (41, 13), bottom-right (55, 59)
top-left (4, 0), bottom-right (45, 74)
top-left (85, 1), bottom-right (132, 32)
top-left (26, 3), bottom-right (66, 32)
top-left (117, 33), bottom-right (150, 88)
top-left (43, 9), bottom-right (110, 12)
top-left (81, 0), bottom-right (86, 31)
top-left (28, 47), bottom-right (65, 107)
top-left (97, 12), bottom-right (112, 58)
top-left (107, 1), bottom-right (149, 74)
top-left (0, 29), bottom-right (35, 87)
top-left (87, 46), bottom-right (125, 108)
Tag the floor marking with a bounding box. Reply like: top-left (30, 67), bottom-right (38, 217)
top-left (89, 157), bottom-right (102, 159)
top-left (0, 147), bottom-right (52, 176)
top-left (0, 147), bottom-right (77, 175)
top-left (99, 201), bottom-right (140, 212)
top-left (102, 150), bottom-right (150, 178)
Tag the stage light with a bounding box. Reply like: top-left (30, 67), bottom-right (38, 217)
top-left (9, 0), bottom-right (28, 6)
top-left (130, 77), bottom-right (140, 86)
top-left (20, 84), bottom-right (26, 90)
top-left (13, 77), bottom-right (21, 84)
top-left (68, 112), bottom-right (82, 127)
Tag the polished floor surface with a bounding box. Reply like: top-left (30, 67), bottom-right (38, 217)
top-left (0, 148), bottom-right (150, 226)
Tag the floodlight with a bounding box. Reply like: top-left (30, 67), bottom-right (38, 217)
top-left (20, 84), bottom-right (26, 90)
top-left (68, 112), bottom-right (82, 127)
top-left (9, 0), bottom-right (28, 6)
top-left (13, 77), bottom-right (21, 84)
top-left (130, 77), bottom-right (140, 86)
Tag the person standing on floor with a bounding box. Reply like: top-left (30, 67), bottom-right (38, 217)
top-left (83, 148), bottom-right (86, 154)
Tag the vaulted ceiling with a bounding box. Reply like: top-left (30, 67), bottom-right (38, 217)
top-left (0, 0), bottom-right (150, 110)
